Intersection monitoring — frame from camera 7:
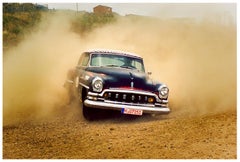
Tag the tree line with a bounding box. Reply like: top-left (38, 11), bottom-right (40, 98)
top-left (3, 3), bottom-right (48, 13)
top-left (3, 3), bottom-right (118, 51)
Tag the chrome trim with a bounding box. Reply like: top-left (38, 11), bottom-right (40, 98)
top-left (103, 100), bottom-right (155, 107)
top-left (88, 92), bottom-right (99, 96)
top-left (79, 82), bottom-right (89, 89)
top-left (84, 99), bottom-right (170, 114)
top-left (92, 77), bottom-right (103, 92)
top-left (87, 90), bottom-right (169, 104)
top-left (100, 89), bottom-right (158, 98)
top-left (160, 99), bottom-right (168, 104)
top-left (158, 84), bottom-right (169, 98)
top-left (155, 103), bottom-right (168, 107)
top-left (86, 49), bottom-right (142, 59)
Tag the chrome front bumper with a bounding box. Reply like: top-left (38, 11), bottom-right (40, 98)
top-left (84, 99), bottom-right (170, 114)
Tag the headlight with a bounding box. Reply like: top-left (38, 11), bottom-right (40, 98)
top-left (92, 77), bottom-right (103, 92)
top-left (158, 85), bottom-right (169, 98)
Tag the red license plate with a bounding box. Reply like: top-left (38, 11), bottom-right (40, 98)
top-left (121, 108), bottom-right (143, 116)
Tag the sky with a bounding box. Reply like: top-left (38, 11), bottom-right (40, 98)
top-left (46, 2), bottom-right (236, 22)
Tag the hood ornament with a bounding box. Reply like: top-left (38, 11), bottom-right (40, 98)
top-left (129, 72), bottom-right (134, 88)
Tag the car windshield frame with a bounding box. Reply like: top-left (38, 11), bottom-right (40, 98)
top-left (90, 53), bottom-right (145, 72)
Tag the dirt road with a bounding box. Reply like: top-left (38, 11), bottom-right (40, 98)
top-left (3, 103), bottom-right (236, 159)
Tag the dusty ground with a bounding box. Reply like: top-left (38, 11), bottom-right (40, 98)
top-left (3, 103), bottom-right (236, 159)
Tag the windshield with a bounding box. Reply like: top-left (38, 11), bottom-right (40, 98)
top-left (90, 53), bottom-right (145, 72)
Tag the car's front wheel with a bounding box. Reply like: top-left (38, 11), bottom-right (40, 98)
top-left (80, 87), bottom-right (98, 120)
top-left (82, 105), bottom-right (98, 121)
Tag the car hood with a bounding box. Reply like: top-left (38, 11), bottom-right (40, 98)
top-left (86, 67), bottom-right (159, 92)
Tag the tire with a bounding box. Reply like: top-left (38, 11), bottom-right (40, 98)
top-left (80, 87), bottom-right (96, 121)
top-left (82, 105), bottom-right (97, 121)
top-left (80, 87), bottom-right (108, 121)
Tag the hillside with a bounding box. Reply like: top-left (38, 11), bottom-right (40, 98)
top-left (3, 3), bottom-right (117, 52)
top-left (3, 3), bottom-right (42, 51)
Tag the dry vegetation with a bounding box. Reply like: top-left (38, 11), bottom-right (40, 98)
top-left (3, 3), bottom-right (117, 51)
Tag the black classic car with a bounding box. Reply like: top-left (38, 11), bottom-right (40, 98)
top-left (65, 49), bottom-right (170, 119)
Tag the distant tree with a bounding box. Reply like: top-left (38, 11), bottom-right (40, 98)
top-left (3, 3), bottom-right (42, 51)
top-left (72, 12), bottom-right (117, 34)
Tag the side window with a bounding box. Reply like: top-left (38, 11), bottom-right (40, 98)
top-left (78, 53), bottom-right (90, 66)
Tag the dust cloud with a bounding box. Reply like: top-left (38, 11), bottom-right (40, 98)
top-left (3, 13), bottom-right (82, 125)
top-left (3, 12), bottom-right (236, 125)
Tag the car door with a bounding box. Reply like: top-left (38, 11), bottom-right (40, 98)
top-left (76, 52), bottom-right (91, 88)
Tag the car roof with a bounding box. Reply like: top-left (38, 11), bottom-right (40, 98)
top-left (85, 49), bottom-right (143, 59)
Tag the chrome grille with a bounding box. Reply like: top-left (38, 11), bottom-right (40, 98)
top-left (103, 91), bottom-right (156, 104)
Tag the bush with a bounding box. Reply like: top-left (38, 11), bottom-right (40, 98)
top-left (3, 4), bottom-right (42, 51)
top-left (71, 12), bottom-right (117, 35)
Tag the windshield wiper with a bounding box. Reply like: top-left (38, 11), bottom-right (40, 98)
top-left (120, 65), bottom-right (136, 69)
top-left (105, 64), bottom-right (119, 67)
